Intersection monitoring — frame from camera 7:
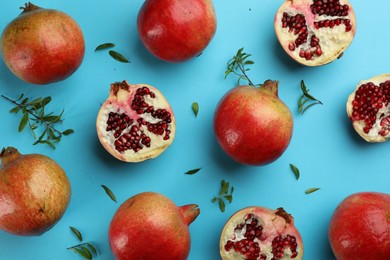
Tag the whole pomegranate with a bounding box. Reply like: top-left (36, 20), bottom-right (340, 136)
top-left (108, 192), bottom-right (200, 260)
top-left (137, 0), bottom-right (217, 62)
top-left (96, 81), bottom-right (176, 162)
top-left (1, 2), bottom-right (85, 84)
top-left (220, 207), bottom-right (304, 260)
top-left (0, 147), bottom-right (71, 236)
top-left (328, 192), bottom-right (390, 260)
top-left (346, 74), bottom-right (390, 142)
top-left (274, 0), bottom-right (356, 66)
top-left (213, 80), bottom-right (293, 165)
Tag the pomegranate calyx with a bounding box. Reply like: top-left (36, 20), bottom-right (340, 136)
top-left (261, 80), bottom-right (279, 96)
top-left (20, 2), bottom-right (41, 14)
top-left (275, 207), bottom-right (293, 224)
top-left (0, 147), bottom-right (22, 166)
top-left (110, 80), bottom-right (131, 96)
top-left (180, 204), bottom-right (200, 225)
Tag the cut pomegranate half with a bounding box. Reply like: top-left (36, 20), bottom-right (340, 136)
top-left (96, 81), bottom-right (176, 162)
top-left (347, 74), bottom-right (390, 143)
top-left (275, 0), bottom-right (356, 66)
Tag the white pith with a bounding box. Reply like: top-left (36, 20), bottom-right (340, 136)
top-left (219, 207), bottom-right (303, 260)
top-left (274, 0), bottom-right (356, 66)
top-left (346, 74), bottom-right (390, 143)
top-left (96, 83), bottom-right (176, 162)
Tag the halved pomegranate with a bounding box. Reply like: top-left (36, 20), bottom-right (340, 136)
top-left (96, 81), bottom-right (176, 162)
top-left (220, 207), bottom-right (303, 260)
top-left (274, 0), bottom-right (356, 66)
top-left (346, 74), bottom-right (390, 142)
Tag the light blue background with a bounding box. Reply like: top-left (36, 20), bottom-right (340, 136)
top-left (0, 1), bottom-right (388, 259)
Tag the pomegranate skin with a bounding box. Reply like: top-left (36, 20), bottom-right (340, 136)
top-left (329, 192), bottom-right (390, 260)
top-left (213, 80), bottom-right (293, 165)
top-left (1, 3), bottom-right (85, 85)
top-left (0, 147), bottom-right (71, 236)
top-left (137, 0), bottom-right (217, 62)
top-left (108, 192), bottom-right (200, 260)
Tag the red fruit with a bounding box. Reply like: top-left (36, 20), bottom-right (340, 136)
top-left (328, 192), bottom-right (390, 260)
top-left (1, 3), bottom-right (85, 84)
top-left (108, 192), bottom-right (200, 260)
top-left (213, 80), bottom-right (293, 165)
top-left (96, 81), bottom-right (176, 162)
top-left (346, 74), bottom-right (390, 142)
top-left (220, 207), bottom-right (304, 260)
top-left (0, 147), bottom-right (71, 236)
top-left (137, 0), bottom-right (217, 62)
top-left (274, 0), bottom-right (356, 66)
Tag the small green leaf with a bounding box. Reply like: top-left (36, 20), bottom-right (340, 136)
top-left (9, 107), bottom-right (20, 113)
top-left (289, 163), bottom-right (300, 180)
top-left (27, 97), bottom-right (42, 106)
top-left (95, 43), bottom-right (115, 51)
top-left (230, 186), bottom-right (234, 194)
top-left (70, 226), bottom-right (83, 242)
top-left (220, 180), bottom-right (229, 195)
top-left (101, 185), bottom-right (117, 203)
top-left (21, 97), bottom-right (29, 104)
top-left (63, 129), bottom-right (75, 136)
top-left (218, 199), bottom-right (226, 212)
top-left (192, 102), bottom-right (199, 118)
top-left (18, 112), bottom-right (29, 132)
top-left (305, 187), bottom-right (320, 194)
top-left (211, 197), bottom-right (217, 203)
top-left (184, 168), bottom-right (201, 175)
top-left (109, 50), bottom-right (130, 63)
top-left (81, 246), bottom-right (93, 259)
top-left (86, 243), bottom-right (98, 256)
top-left (224, 195), bottom-right (233, 203)
top-left (301, 102), bottom-right (321, 115)
top-left (17, 93), bottom-right (24, 101)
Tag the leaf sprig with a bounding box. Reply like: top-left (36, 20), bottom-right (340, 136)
top-left (95, 42), bottom-right (130, 63)
top-left (101, 185), bottom-right (117, 203)
top-left (225, 47), bottom-right (255, 86)
top-left (2, 94), bottom-right (74, 149)
top-left (68, 227), bottom-right (98, 260)
top-left (212, 179), bottom-right (234, 212)
top-left (298, 80), bottom-right (323, 114)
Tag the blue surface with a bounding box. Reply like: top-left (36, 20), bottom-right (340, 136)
top-left (0, 0), bottom-right (389, 259)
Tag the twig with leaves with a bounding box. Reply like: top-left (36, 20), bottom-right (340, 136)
top-left (225, 47), bottom-right (255, 86)
top-left (212, 179), bottom-right (234, 212)
top-left (68, 226), bottom-right (98, 260)
top-left (298, 80), bottom-right (323, 114)
top-left (2, 94), bottom-right (74, 149)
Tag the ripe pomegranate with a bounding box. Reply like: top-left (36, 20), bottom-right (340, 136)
top-left (328, 192), bottom-right (390, 260)
top-left (0, 147), bottom-right (71, 236)
top-left (346, 74), bottom-right (390, 142)
top-left (220, 207), bottom-right (303, 260)
top-left (108, 192), bottom-right (200, 260)
top-left (274, 0), bottom-right (356, 66)
top-left (96, 81), bottom-right (176, 162)
top-left (213, 80), bottom-right (293, 165)
top-left (137, 0), bottom-right (217, 62)
top-left (1, 2), bottom-right (85, 84)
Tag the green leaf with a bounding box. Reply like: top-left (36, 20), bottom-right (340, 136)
top-left (220, 180), bottom-right (229, 195)
top-left (18, 112), bottom-right (29, 132)
top-left (184, 168), bottom-right (201, 175)
top-left (192, 102), bottom-right (199, 118)
top-left (224, 195), bottom-right (233, 203)
top-left (34, 128), bottom-right (48, 144)
top-left (109, 50), bottom-right (130, 63)
top-left (95, 43), bottom-right (115, 51)
top-left (101, 185), bottom-right (117, 203)
top-left (80, 246), bottom-right (93, 259)
top-left (63, 129), bottom-right (75, 136)
top-left (70, 226), bottom-right (83, 242)
top-left (21, 97), bottom-right (29, 104)
top-left (289, 163), bottom-right (300, 180)
top-left (305, 187), bottom-right (320, 194)
top-left (17, 93), bottom-right (24, 101)
top-left (27, 97), bottom-right (42, 106)
top-left (86, 243), bottom-right (98, 256)
top-left (9, 107), bottom-right (20, 113)
top-left (218, 199), bottom-right (226, 212)
top-left (301, 102), bottom-right (321, 115)
top-left (71, 247), bottom-right (92, 260)
top-left (211, 197), bottom-right (217, 203)
top-left (230, 186), bottom-right (234, 194)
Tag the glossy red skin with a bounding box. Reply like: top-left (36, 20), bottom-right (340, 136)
top-left (1, 6), bottom-right (85, 85)
top-left (0, 148), bottom-right (71, 236)
top-left (213, 83), bottom-right (293, 165)
top-left (329, 192), bottom-right (390, 260)
top-left (137, 0), bottom-right (216, 62)
top-left (108, 192), bottom-right (199, 260)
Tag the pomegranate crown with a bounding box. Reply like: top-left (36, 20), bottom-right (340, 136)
top-left (20, 2), bottom-right (41, 14)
